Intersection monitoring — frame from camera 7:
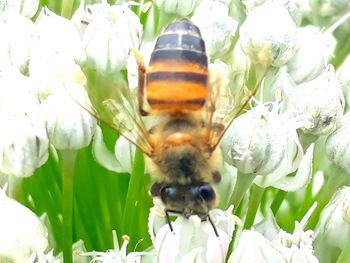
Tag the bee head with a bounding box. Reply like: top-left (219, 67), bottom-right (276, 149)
top-left (151, 182), bottom-right (216, 219)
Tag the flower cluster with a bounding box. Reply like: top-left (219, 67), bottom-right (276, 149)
top-left (1, 0), bottom-right (350, 262)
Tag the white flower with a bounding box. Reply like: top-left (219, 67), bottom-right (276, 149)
top-left (0, 184), bottom-right (48, 262)
top-left (336, 54), bottom-right (350, 107)
top-left (241, 0), bottom-right (303, 25)
top-left (325, 113), bottom-right (350, 173)
top-left (149, 203), bottom-right (237, 263)
top-left (239, 2), bottom-right (297, 67)
top-left (230, 203), bottom-right (318, 263)
top-left (154, 0), bottom-right (201, 16)
top-left (84, 231), bottom-right (155, 263)
top-left (314, 187), bottom-right (350, 252)
top-left (273, 203), bottom-right (319, 263)
top-left (80, 3), bottom-right (142, 73)
top-left (0, 69), bottom-right (48, 177)
top-left (0, 14), bottom-right (38, 74)
top-left (191, 0), bottom-right (238, 58)
top-left (222, 98), bottom-right (314, 191)
top-left (287, 65), bottom-right (345, 136)
top-left (33, 7), bottom-right (85, 64)
top-left (287, 26), bottom-right (336, 84)
top-left (0, 0), bottom-right (39, 18)
top-left (228, 229), bottom-right (288, 263)
top-left (42, 91), bottom-right (96, 150)
top-left (221, 101), bottom-right (286, 175)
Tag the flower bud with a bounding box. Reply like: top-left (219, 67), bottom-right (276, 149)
top-left (0, 14), bottom-right (38, 74)
top-left (287, 65), bottom-right (345, 136)
top-left (0, 0), bottom-right (39, 18)
top-left (0, 69), bottom-right (48, 177)
top-left (309, 0), bottom-right (350, 18)
top-left (221, 102), bottom-right (286, 175)
top-left (325, 113), bottom-right (350, 172)
top-left (222, 98), bottom-right (314, 191)
top-left (154, 0), bottom-right (200, 16)
top-left (287, 26), bottom-right (336, 84)
top-left (0, 185), bottom-right (48, 262)
top-left (34, 8), bottom-right (85, 64)
top-left (239, 2), bottom-right (297, 67)
top-left (336, 55), bottom-right (350, 107)
top-left (42, 88), bottom-right (96, 151)
top-left (191, 0), bottom-right (238, 58)
top-left (314, 187), bottom-right (350, 249)
top-left (81, 3), bottom-right (142, 73)
top-left (241, 0), bottom-right (303, 25)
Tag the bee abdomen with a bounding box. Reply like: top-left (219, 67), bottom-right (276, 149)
top-left (147, 19), bottom-right (208, 112)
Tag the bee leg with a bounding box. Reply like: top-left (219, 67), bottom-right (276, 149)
top-left (207, 214), bottom-right (219, 237)
top-left (129, 48), bottom-right (149, 116)
top-left (164, 209), bottom-right (174, 233)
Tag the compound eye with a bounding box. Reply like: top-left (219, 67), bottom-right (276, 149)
top-left (199, 184), bottom-right (215, 202)
top-left (160, 186), bottom-right (179, 203)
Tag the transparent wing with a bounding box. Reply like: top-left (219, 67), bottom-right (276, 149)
top-left (206, 65), bottom-right (261, 151)
top-left (67, 67), bottom-right (154, 156)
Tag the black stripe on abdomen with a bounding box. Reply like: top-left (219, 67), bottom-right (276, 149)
top-left (147, 71), bottom-right (207, 84)
top-left (149, 49), bottom-right (207, 68)
top-left (154, 33), bottom-right (205, 53)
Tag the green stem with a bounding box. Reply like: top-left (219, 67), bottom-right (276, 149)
top-left (270, 190), bottom-right (287, 215)
top-left (336, 229), bottom-right (350, 263)
top-left (244, 185), bottom-right (265, 229)
top-left (230, 172), bottom-right (257, 212)
top-left (122, 149), bottom-right (145, 249)
top-left (61, 0), bottom-right (74, 18)
top-left (306, 165), bottom-right (348, 229)
top-left (61, 149), bottom-right (77, 263)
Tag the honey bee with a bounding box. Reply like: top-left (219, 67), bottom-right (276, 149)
top-left (73, 19), bottom-right (259, 235)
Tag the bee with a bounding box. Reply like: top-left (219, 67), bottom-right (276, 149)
top-left (73, 19), bottom-right (258, 235)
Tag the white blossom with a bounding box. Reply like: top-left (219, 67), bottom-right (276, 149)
top-left (325, 113), bottom-right (350, 172)
top-left (84, 231), bottom-right (155, 263)
top-left (230, 203), bottom-right (318, 263)
top-left (287, 65), bottom-right (345, 136)
top-left (0, 0), bottom-right (39, 18)
top-left (287, 26), bottom-right (336, 84)
top-left (149, 202), bottom-right (237, 263)
top-left (80, 3), bottom-right (142, 73)
top-left (33, 7), bottom-right (85, 64)
top-left (0, 185), bottom-right (48, 262)
top-left (228, 229), bottom-right (288, 263)
top-left (191, 0), bottom-right (238, 58)
top-left (221, 101), bottom-right (286, 175)
top-left (314, 187), bottom-right (350, 251)
top-left (241, 0), bottom-right (304, 25)
top-left (239, 2), bottom-right (297, 67)
top-left (0, 14), bottom-right (38, 74)
top-left (336, 54), bottom-right (350, 107)
top-left (0, 69), bottom-right (48, 177)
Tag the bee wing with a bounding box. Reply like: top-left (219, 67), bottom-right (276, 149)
top-left (206, 66), bottom-right (261, 151)
top-left (68, 67), bottom-right (154, 156)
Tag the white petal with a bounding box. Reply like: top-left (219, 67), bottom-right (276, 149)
top-left (272, 143), bottom-right (314, 191)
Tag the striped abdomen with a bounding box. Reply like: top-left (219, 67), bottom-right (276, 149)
top-left (146, 19), bottom-right (208, 113)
